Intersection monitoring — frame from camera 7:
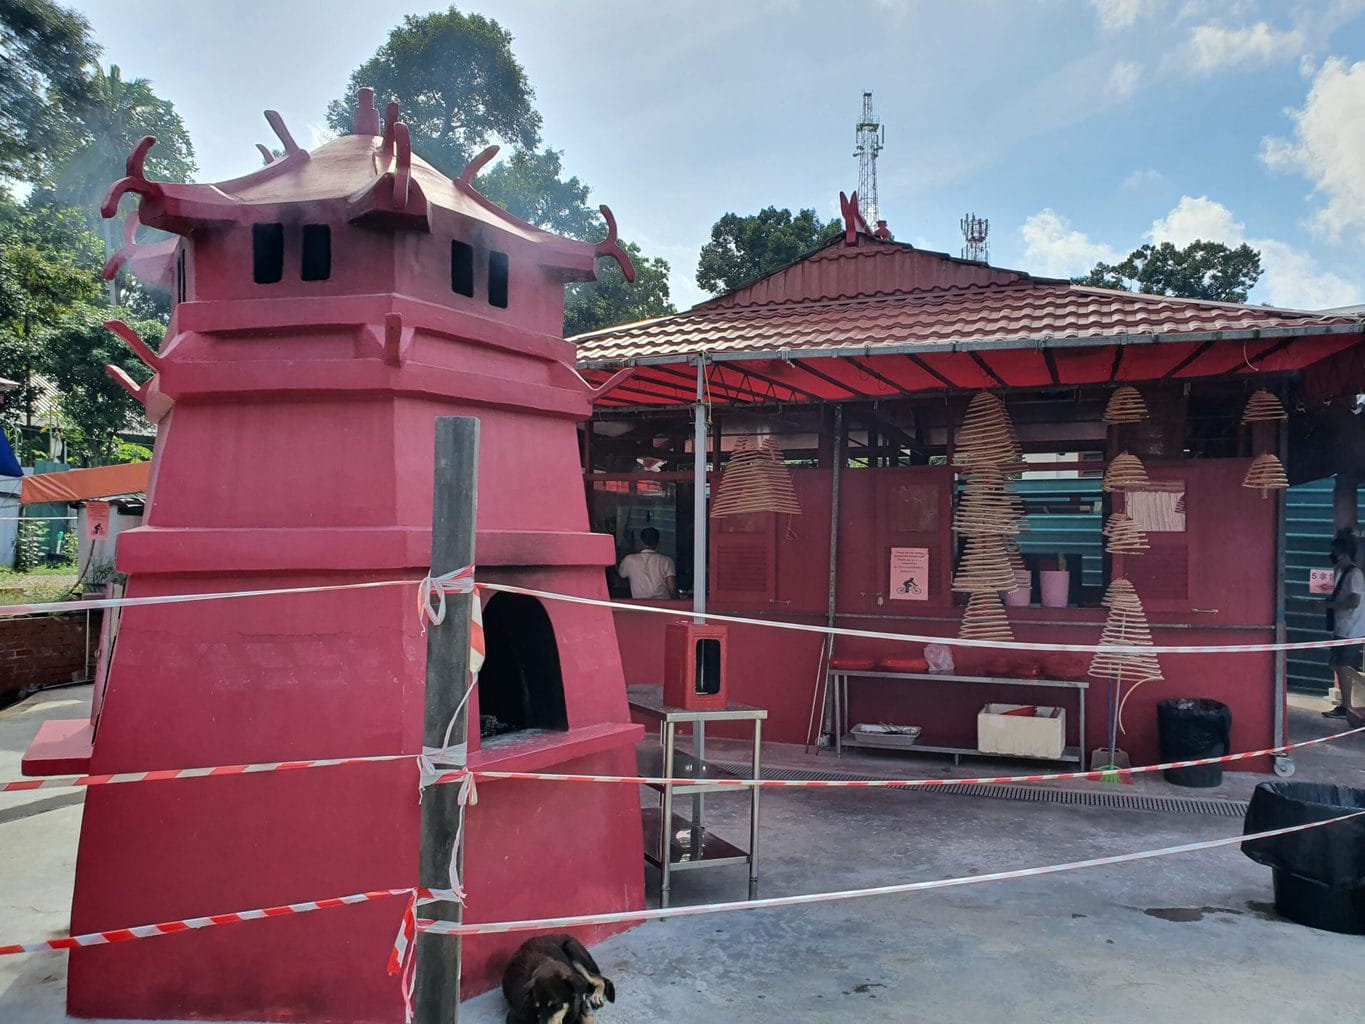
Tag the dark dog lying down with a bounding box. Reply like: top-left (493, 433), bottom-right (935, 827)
top-left (502, 934), bottom-right (615, 1024)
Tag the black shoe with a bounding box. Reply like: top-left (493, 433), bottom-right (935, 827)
top-left (1322, 706), bottom-right (1348, 719)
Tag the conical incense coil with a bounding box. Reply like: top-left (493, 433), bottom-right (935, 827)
top-left (1103, 386), bottom-right (1149, 425)
top-left (952, 535), bottom-right (1019, 593)
top-left (955, 392), bottom-right (1022, 466)
top-left (959, 591), bottom-right (1014, 642)
top-left (1103, 512), bottom-right (1149, 554)
top-left (954, 474), bottom-right (1023, 536)
top-left (710, 437), bottom-right (803, 517)
top-left (1088, 579), bottom-right (1163, 683)
top-left (1242, 389), bottom-right (1288, 424)
top-left (1004, 536), bottom-right (1026, 574)
top-left (1173, 493), bottom-right (1187, 515)
top-left (1242, 453), bottom-right (1289, 496)
top-left (1102, 452), bottom-right (1150, 493)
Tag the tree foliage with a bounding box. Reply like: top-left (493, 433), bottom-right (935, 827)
top-left (565, 243), bottom-right (675, 337)
top-left (325, 6), bottom-right (540, 178)
top-left (696, 207), bottom-right (842, 295)
top-left (0, 0), bottom-right (98, 178)
top-left (477, 147), bottom-right (600, 241)
top-left (1073, 240), bottom-right (1263, 303)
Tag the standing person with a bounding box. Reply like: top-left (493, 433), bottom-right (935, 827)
top-left (1323, 530), bottom-right (1365, 719)
top-left (617, 527), bottom-right (678, 600)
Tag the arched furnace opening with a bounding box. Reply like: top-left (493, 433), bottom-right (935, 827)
top-left (478, 593), bottom-right (568, 738)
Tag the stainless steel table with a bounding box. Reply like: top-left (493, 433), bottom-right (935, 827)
top-left (830, 669), bottom-right (1088, 766)
top-left (627, 685), bottom-right (766, 908)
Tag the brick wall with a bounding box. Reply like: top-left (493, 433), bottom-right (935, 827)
top-left (0, 610), bottom-right (101, 696)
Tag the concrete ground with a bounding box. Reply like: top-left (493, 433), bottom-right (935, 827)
top-left (4, 686), bottom-right (1365, 1023)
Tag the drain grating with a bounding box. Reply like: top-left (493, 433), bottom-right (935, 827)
top-left (710, 763), bottom-right (1250, 818)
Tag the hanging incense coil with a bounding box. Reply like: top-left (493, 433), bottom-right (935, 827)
top-left (1173, 493), bottom-right (1187, 515)
top-left (952, 535), bottom-right (1019, 593)
top-left (959, 590), bottom-right (1014, 642)
top-left (710, 437), bottom-right (803, 517)
top-left (1242, 389), bottom-right (1288, 424)
top-left (954, 391), bottom-right (1022, 467)
top-left (954, 471), bottom-right (1023, 536)
top-left (1103, 513), bottom-right (1149, 554)
top-left (1004, 535), bottom-right (1026, 574)
top-left (1242, 452), bottom-right (1289, 497)
top-left (1102, 386), bottom-right (1149, 425)
top-left (1102, 452), bottom-right (1151, 493)
top-left (1088, 579), bottom-right (1164, 683)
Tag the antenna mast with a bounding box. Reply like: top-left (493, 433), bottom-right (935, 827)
top-left (853, 92), bottom-right (884, 229)
top-left (961, 212), bottom-right (989, 263)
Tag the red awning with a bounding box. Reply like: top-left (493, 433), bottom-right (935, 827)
top-left (21, 462), bottom-right (151, 505)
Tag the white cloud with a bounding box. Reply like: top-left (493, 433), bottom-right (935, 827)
top-left (1183, 21), bottom-right (1306, 75)
top-left (1091, 0), bottom-right (1159, 33)
top-left (1150, 195), bottom-right (1244, 245)
top-left (1261, 58), bottom-right (1365, 242)
top-left (1148, 195), bottom-right (1362, 309)
top-left (1020, 210), bottom-right (1119, 278)
top-left (1122, 168), bottom-right (1167, 189)
top-left (1107, 61), bottom-right (1142, 98)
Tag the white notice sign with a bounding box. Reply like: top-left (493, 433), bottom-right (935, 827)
top-left (889, 547), bottom-right (929, 601)
top-left (1309, 569), bottom-right (1336, 596)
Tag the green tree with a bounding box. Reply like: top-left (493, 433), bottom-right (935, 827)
top-left (478, 147), bottom-right (600, 240)
top-left (565, 243), bottom-right (675, 337)
top-left (325, 6), bottom-right (540, 178)
top-left (39, 303), bottom-right (158, 463)
top-left (0, 192), bottom-right (103, 431)
top-left (0, 0), bottom-right (99, 179)
top-left (696, 207), bottom-right (841, 295)
top-left (1074, 241), bottom-right (1263, 303)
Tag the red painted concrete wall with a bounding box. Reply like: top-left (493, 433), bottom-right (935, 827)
top-left (0, 610), bottom-right (98, 696)
top-left (615, 458), bottom-right (1280, 768)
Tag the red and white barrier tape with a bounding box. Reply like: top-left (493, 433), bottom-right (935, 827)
top-left (480, 582), bottom-right (1365, 656)
top-left (418, 810), bottom-right (1365, 937)
top-left (16, 723), bottom-right (1350, 798)
top-left (0, 887), bottom-right (417, 956)
top-left (0, 578), bottom-right (413, 619)
top-left (440, 724), bottom-right (1365, 791)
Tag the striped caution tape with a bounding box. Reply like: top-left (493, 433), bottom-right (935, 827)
top-left (418, 810), bottom-right (1365, 937)
top-left (0, 888), bottom-right (420, 956)
top-left (444, 724), bottom-right (1365, 791)
top-left (480, 582), bottom-right (1365, 656)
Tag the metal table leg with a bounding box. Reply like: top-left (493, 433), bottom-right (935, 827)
top-left (1078, 685), bottom-right (1087, 768)
top-left (691, 721), bottom-right (705, 854)
top-left (660, 721), bottom-right (676, 909)
top-left (748, 718), bottom-right (762, 899)
top-left (833, 672), bottom-right (844, 756)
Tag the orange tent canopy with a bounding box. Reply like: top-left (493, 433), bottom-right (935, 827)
top-left (20, 462), bottom-right (151, 505)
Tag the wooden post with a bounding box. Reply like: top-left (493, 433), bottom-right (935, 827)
top-left (415, 417), bottom-right (480, 1024)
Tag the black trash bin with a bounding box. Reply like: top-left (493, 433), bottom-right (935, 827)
top-left (1156, 698), bottom-right (1230, 787)
top-left (1241, 781), bottom-right (1365, 934)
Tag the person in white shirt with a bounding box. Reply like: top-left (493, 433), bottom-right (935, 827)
top-left (1323, 530), bottom-right (1365, 719)
top-left (617, 527), bottom-right (677, 600)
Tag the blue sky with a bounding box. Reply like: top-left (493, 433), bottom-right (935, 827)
top-left (69, 0), bottom-right (1365, 311)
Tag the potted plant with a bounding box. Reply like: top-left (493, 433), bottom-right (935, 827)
top-left (1039, 554), bottom-right (1070, 608)
top-left (84, 560), bottom-right (116, 598)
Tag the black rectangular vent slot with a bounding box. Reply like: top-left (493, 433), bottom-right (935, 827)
top-left (488, 250), bottom-right (509, 308)
top-left (451, 240), bottom-right (474, 297)
top-left (175, 248), bottom-right (186, 303)
top-left (252, 223), bottom-right (284, 284)
top-left (301, 224), bottom-right (331, 281)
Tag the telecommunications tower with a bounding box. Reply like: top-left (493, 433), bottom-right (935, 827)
top-left (854, 92), bottom-right (885, 228)
top-left (961, 212), bottom-right (989, 263)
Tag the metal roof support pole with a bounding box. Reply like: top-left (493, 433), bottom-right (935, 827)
top-left (1274, 423), bottom-right (1287, 747)
top-left (694, 357), bottom-right (707, 625)
top-left (820, 405), bottom-right (845, 744)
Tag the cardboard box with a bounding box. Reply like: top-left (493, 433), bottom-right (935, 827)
top-left (978, 703), bottom-right (1065, 759)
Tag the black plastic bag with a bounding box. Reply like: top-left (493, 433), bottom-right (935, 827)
top-left (1242, 781), bottom-right (1365, 889)
top-left (1157, 698), bottom-right (1230, 787)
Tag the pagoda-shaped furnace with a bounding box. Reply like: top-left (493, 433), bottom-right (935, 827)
top-left (49, 91), bottom-right (647, 1021)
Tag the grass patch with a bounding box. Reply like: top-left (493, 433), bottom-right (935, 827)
top-left (0, 570), bottom-right (81, 606)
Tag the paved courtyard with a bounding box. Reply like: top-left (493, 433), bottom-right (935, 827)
top-left (4, 685), bottom-right (1364, 1023)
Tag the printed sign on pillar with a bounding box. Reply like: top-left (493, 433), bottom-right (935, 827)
top-left (85, 500), bottom-right (110, 540)
top-left (1309, 568), bottom-right (1336, 596)
top-left (889, 546), bottom-right (929, 601)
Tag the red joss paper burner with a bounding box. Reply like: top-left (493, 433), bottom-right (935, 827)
top-left (25, 90), bottom-right (647, 1022)
top-left (663, 621), bottom-right (730, 710)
